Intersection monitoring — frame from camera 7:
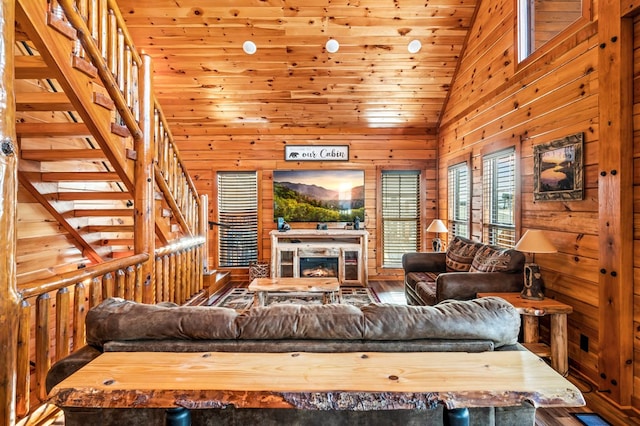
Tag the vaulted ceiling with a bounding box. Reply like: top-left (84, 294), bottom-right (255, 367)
top-left (116, 0), bottom-right (477, 132)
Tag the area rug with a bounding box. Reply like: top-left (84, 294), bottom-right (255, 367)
top-left (571, 413), bottom-right (611, 426)
top-left (210, 287), bottom-right (379, 311)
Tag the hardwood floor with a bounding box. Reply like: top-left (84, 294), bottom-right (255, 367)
top-left (365, 279), bottom-right (640, 426)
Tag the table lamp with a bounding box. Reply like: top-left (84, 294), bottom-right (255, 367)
top-left (514, 230), bottom-right (557, 300)
top-left (426, 219), bottom-right (448, 252)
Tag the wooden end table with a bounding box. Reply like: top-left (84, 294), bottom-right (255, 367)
top-left (477, 292), bottom-right (573, 376)
top-left (248, 277), bottom-right (340, 306)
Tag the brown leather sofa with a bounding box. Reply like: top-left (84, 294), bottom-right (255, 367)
top-left (46, 296), bottom-right (535, 426)
top-left (402, 236), bottom-right (525, 306)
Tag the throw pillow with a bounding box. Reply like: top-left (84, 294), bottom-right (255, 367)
top-left (446, 236), bottom-right (482, 272)
top-left (469, 245), bottom-right (514, 272)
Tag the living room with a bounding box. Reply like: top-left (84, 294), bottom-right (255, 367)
top-left (1, 0), bottom-right (640, 424)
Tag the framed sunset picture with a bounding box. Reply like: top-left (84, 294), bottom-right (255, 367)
top-left (533, 133), bottom-right (584, 201)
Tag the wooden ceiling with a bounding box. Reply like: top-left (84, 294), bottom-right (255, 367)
top-left (116, 0), bottom-right (477, 132)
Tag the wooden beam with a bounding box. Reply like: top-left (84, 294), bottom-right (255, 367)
top-left (55, 191), bottom-right (131, 201)
top-left (21, 149), bottom-right (105, 161)
top-left (597, 0), bottom-right (634, 405)
top-left (41, 172), bottom-right (120, 182)
top-left (0, 3), bottom-right (19, 425)
top-left (15, 92), bottom-right (74, 111)
top-left (16, 122), bottom-right (92, 138)
top-left (14, 55), bottom-right (52, 79)
top-left (70, 209), bottom-right (133, 217)
top-left (83, 225), bottom-right (133, 232)
top-left (135, 54), bottom-right (155, 303)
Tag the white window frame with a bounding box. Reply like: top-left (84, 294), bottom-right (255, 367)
top-left (448, 162), bottom-right (470, 239)
top-left (217, 171), bottom-right (258, 267)
top-left (380, 170), bottom-right (421, 268)
top-left (517, 0), bottom-right (586, 63)
top-left (482, 148), bottom-right (516, 248)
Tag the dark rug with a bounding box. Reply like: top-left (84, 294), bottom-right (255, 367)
top-left (210, 287), bottom-right (379, 311)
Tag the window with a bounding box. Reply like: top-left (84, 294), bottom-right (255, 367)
top-left (482, 148), bottom-right (516, 247)
top-left (448, 162), bottom-right (470, 239)
top-left (217, 172), bottom-right (258, 267)
top-left (381, 170), bottom-right (421, 267)
top-left (518, 0), bottom-right (583, 62)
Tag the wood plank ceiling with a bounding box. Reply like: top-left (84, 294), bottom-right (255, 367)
top-left (116, 0), bottom-right (477, 132)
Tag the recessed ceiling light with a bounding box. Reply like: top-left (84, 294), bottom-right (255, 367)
top-left (243, 41), bottom-right (257, 55)
top-left (325, 39), bottom-right (340, 53)
top-left (408, 39), bottom-right (422, 54)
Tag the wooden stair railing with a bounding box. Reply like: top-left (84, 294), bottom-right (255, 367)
top-left (56, 0), bottom-right (202, 238)
top-left (13, 236), bottom-right (207, 422)
top-left (15, 0), bottom-right (202, 264)
top-left (7, 1), bottom-right (212, 423)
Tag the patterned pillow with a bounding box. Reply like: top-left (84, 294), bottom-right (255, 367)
top-left (469, 245), bottom-right (514, 272)
top-left (446, 236), bottom-right (482, 272)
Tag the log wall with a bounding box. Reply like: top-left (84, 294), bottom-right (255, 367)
top-left (177, 127), bottom-right (438, 281)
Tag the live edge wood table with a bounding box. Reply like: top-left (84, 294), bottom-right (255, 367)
top-left (478, 292), bottom-right (573, 376)
top-left (48, 351), bottom-right (584, 426)
top-left (248, 277), bottom-right (340, 306)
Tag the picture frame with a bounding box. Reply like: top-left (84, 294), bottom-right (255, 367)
top-left (533, 132), bottom-right (584, 201)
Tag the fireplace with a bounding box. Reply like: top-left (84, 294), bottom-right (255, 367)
top-left (300, 257), bottom-right (338, 278)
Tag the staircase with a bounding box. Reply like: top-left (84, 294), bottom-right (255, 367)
top-left (14, 0), bottom-right (197, 271)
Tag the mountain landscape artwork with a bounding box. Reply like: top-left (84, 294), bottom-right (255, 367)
top-left (273, 170), bottom-right (365, 222)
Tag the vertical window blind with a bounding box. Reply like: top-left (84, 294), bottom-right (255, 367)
top-left (482, 148), bottom-right (516, 247)
top-left (217, 172), bottom-right (258, 267)
top-left (448, 162), bottom-right (470, 239)
top-left (381, 170), bottom-right (421, 267)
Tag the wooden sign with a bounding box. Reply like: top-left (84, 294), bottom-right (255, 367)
top-left (285, 145), bottom-right (349, 161)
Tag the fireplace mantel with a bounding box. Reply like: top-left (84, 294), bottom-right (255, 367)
top-left (270, 229), bottom-right (368, 286)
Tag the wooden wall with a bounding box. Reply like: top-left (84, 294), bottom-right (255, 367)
top-left (633, 13), bottom-right (640, 411)
top-left (176, 127), bottom-right (437, 282)
top-left (438, 0), bottom-right (608, 400)
top-left (440, 0), bottom-right (640, 410)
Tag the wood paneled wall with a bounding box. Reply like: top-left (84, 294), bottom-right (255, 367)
top-left (438, 0), bottom-right (640, 408)
top-left (176, 127), bottom-right (437, 281)
top-left (438, 0), bottom-right (612, 402)
top-left (632, 13), bottom-right (640, 411)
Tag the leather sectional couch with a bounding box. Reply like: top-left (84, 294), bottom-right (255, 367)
top-left (46, 296), bottom-right (535, 426)
top-left (402, 236), bottom-right (525, 306)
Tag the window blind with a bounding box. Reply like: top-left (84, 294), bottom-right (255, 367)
top-left (482, 148), bottom-right (516, 247)
top-left (381, 170), bottom-right (420, 267)
top-left (217, 172), bottom-right (258, 267)
top-left (447, 162), bottom-right (470, 239)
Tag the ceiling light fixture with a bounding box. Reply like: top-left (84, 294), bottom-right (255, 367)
top-left (408, 39), bottom-right (422, 53)
top-left (325, 39), bottom-right (340, 53)
top-left (242, 40), bottom-right (257, 55)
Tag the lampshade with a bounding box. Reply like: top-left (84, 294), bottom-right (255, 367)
top-left (426, 219), bottom-right (448, 233)
top-left (515, 230), bottom-right (557, 254)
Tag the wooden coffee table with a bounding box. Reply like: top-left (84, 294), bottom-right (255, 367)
top-left (248, 277), bottom-right (340, 306)
top-left (477, 292), bottom-right (573, 376)
top-left (49, 350), bottom-right (585, 426)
